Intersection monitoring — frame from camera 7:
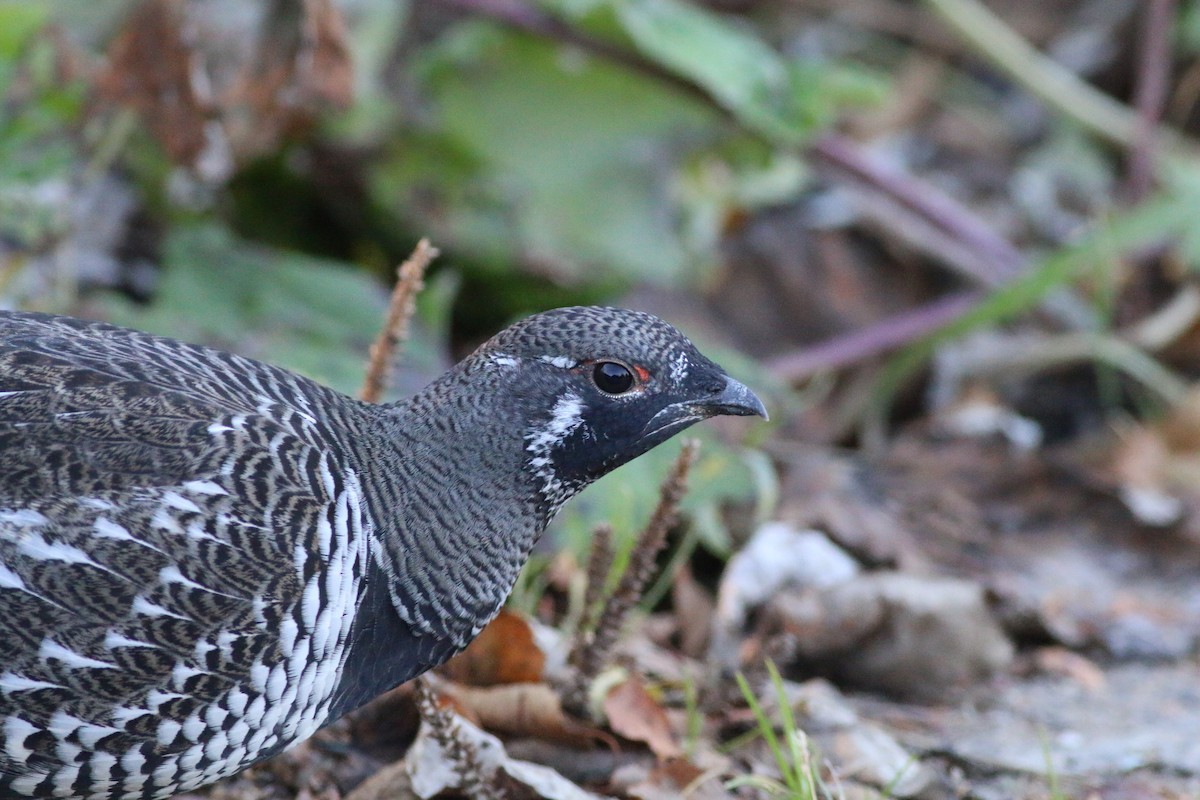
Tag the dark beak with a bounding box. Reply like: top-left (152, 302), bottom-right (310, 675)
top-left (641, 374), bottom-right (769, 438)
top-left (703, 375), bottom-right (769, 420)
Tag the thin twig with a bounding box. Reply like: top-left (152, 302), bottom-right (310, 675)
top-left (810, 136), bottom-right (1026, 285)
top-left (563, 523), bottom-right (615, 715)
top-left (360, 238), bottom-right (438, 403)
top-left (1120, 0), bottom-right (1177, 324)
top-left (1126, 0), bottom-right (1177, 203)
top-left (766, 292), bottom-right (980, 381)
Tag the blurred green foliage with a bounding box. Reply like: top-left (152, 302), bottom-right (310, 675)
top-left (95, 223), bottom-right (448, 399)
top-left (0, 0), bottom-right (883, 560)
top-left (0, 2), bottom-right (86, 247)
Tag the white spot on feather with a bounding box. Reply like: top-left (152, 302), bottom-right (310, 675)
top-left (670, 351), bottom-right (689, 382)
top-left (183, 479), bottom-right (227, 496)
top-left (159, 565), bottom-right (205, 590)
top-left (94, 517), bottom-right (135, 540)
top-left (3, 716), bottom-right (38, 762)
top-left (146, 690), bottom-right (185, 710)
top-left (539, 355), bottom-right (577, 369)
top-left (111, 706), bottom-right (151, 727)
top-left (265, 665), bottom-right (287, 703)
top-left (526, 392), bottom-right (585, 454)
top-left (132, 595), bottom-right (187, 619)
top-left (11, 774), bottom-right (47, 797)
top-left (181, 714), bottom-right (206, 743)
top-left (151, 507), bottom-right (184, 534)
top-left (525, 392), bottom-right (586, 512)
top-left (156, 719), bottom-right (182, 747)
top-left (225, 688), bottom-right (248, 718)
top-left (81, 497), bottom-right (116, 511)
top-left (162, 492), bottom-right (201, 514)
top-left (170, 663), bottom-right (204, 688)
top-left (0, 562), bottom-right (25, 590)
top-left (17, 533), bottom-right (95, 566)
top-left (38, 639), bottom-right (115, 670)
top-left (0, 508), bottom-right (48, 526)
top-left (46, 711), bottom-right (84, 740)
top-left (0, 673), bottom-right (60, 693)
top-left (104, 630), bottom-right (158, 650)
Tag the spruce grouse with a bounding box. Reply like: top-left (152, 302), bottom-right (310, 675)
top-left (0, 306), bottom-right (766, 799)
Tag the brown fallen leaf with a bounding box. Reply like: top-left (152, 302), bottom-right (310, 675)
top-left (671, 563), bottom-right (714, 659)
top-left (438, 681), bottom-right (610, 748)
top-left (1032, 646), bottom-right (1107, 692)
top-left (442, 608), bottom-right (546, 686)
top-left (346, 710), bottom-right (613, 800)
top-left (604, 676), bottom-right (682, 760)
top-left (224, 0), bottom-right (353, 158)
top-left (626, 756), bottom-right (732, 800)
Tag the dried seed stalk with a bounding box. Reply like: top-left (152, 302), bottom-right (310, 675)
top-left (360, 238), bottom-right (438, 403)
top-left (564, 440), bottom-right (699, 715)
top-left (576, 523), bottom-right (614, 648)
top-left (414, 677), bottom-right (506, 800)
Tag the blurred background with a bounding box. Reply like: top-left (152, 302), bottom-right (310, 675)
top-left (5, 1), bottom-right (1200, 797)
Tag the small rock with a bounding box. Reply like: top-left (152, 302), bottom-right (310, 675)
top-left (768, 572), bottom-right (1014, 699)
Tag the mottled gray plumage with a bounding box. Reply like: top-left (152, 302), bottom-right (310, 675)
top-left (0, 306), bottom-right (765, 800)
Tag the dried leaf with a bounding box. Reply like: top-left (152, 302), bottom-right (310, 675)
top-left (346, 712), bottom-right (612, 800)
top-left (446, 682), bottom-right (610, 747)
top-left (1033, 646), bottom-right (1106, 692)
top-left (670, 563), bottom-right (714, 658)
top-left (223, 0), bottom-right (352, 158)
top-left (97, 0), bottom-right (214, 167)
top-left (627, 756), bottom-right (731, 800)
top-left (603, 676), bottom-right (681, 759)
top-left (441, 609), bottom-right (545, 686)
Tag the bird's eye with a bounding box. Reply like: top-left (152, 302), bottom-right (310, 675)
top-left (592, 361), bottom-right (635, 394)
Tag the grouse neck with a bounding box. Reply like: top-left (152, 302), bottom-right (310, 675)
top-left (357, 367), bottom-right (547, 649)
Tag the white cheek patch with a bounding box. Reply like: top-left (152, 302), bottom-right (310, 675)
top-left (525, 392), bottom-right (587, 513)
top-left (670, 351), bottom-right (690, 383)
top-left (527, 392), bottom-right (585, 453)
top-left (539, 355), bottom-right (578, 369)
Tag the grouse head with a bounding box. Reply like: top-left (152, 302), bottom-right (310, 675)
top-left (468, 306), bottom-right (767, 513)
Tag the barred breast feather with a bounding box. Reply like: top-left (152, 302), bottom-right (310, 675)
top-left (0, 314), bottom-right (370, 799)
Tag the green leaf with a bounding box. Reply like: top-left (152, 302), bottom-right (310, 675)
top-left (0, 2), bottom-right (46, 60)
top-left (387, 23), bottom-right (716, 284)
top-left (551, 433), bottom-right (760, 559)
top-left (96, 223), bottom-right (450, 398)
top-left (614, 0), bottom-right (788, 127)
top-left (553, 0), bottom-right (887, 144)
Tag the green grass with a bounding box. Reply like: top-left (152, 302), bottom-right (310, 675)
top-left (727, 661), bottom-right (840, 800)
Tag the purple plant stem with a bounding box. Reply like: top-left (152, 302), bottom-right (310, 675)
top-left (765, 291), bottom-right (980, 380)
top-left (433, 0), bottom-right (1037, 371)
top-left (808, 135), bottom-right (1027, 285)
top-left (1126, 0), bottom-right (1176, 203)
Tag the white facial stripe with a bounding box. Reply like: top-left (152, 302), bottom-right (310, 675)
top-left (670, 351), bottom-right (689, 383)
top-left (539, 355), bottom-right (577, 369)
top-left (525, 392), bottom-right (587, 513)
